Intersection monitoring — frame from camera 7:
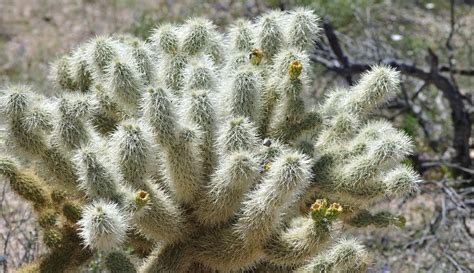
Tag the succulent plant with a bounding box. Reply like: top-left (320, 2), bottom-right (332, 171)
top-left (0, 8), bottom-right (420, 273)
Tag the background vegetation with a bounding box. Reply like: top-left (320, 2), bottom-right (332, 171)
top-left (0, 0), bottom-right (472, 272)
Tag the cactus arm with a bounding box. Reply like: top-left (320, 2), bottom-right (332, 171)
top-left (295, 239), bottom-right (370, 273)
top-left (194, 151), bottom-right (260, 226)
top-left (263, 216), bottom-right (333, 266)
top-left (104, 251), bottom-right (137, 273)
top-left (140, 242), bottom-right (193, 273)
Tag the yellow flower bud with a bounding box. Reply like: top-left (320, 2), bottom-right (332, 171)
top-left (135, 190), bottom-right (149, 209)
top-left (310, 199), bottom-right (327, 212)
top-left (329, 203), bottom-right (343, 213)
top-left (249, 48), bottom-right (263, 65)
top-left (396, 215), bottom-right (406, 228)
top-left (289, 60), bottom-right (302, 80)
top-left (325, 202), bottom-right (343, 221)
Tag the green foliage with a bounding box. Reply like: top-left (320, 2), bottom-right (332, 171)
top-left (278, 0), bottom-right (381, 31)
top-left (401, 113), bottom-right (419, 138)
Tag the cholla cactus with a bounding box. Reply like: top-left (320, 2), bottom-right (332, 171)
top-left (0, 8), bottom-right (420, 273)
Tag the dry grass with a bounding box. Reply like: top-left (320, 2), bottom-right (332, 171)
top-left (0, 0), bottom-right (265, 92)
top-left (362, 179), bottom-right (473, 272)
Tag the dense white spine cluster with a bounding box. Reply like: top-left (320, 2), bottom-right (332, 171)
top-left (0, 8), bottom-right (420, 273)
top-left (78, 201), bottom-right (129, 252)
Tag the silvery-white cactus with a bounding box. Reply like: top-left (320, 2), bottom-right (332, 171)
top-left (0, 8), bottom-right (420, 273)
